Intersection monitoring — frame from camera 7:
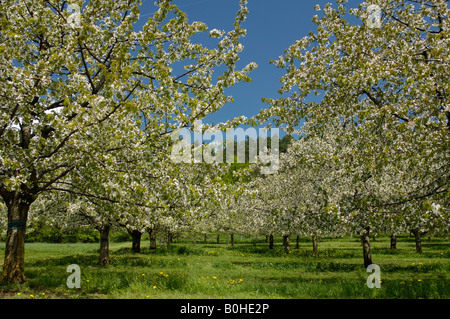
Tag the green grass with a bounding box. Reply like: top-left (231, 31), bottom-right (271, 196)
top-left (0, 235), bottom-right (449, 299)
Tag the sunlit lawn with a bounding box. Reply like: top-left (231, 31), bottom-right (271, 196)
top-left (0, 235), bottom-right (449, 299)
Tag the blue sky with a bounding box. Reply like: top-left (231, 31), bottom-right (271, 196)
top-left (136, 0), bottom-right (362, 127)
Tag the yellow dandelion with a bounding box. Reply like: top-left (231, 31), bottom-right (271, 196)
top-left (142, 273), bottom-right (146, 276)
top-left (146, 296), bottom-right (150, 298)
top-left (30, 295), bottom-right (34, 298)
top-left (418, 279), bottom-right (422, 282)
top-left (153, 286), bottom-right (157, 289)
top-left (212, 276), bottom-right (217, 279)
top-left (160, 272), bottom-right (163, 275)
top-left (400, 281), bottom-right (405, 285)
top-left (86, 280), bottom-right (90, 283)
top-left (17, 293), bottom-right (21, 296)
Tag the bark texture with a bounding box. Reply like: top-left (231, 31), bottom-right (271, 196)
top-left (1, 192), bottom-right (33, 283)
top-left (149, 228), bottom-right (157, 249)
top-left (98, 224), bottom-right (111, 265)
top-left (360, 228), bottom-right (373, 268)
top-left (312, 233), bottom-right (318, 255)
top-left (390, 234), bottom-right (397, 250)
top-left (131, 230), bottom-right (142, 253)
top-left (411, 229), bottom-right (423, 253)
top-left (283, 235), bottom-right (290, 254)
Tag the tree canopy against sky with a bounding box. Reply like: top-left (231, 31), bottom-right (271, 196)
top-left (1, 0), bottom-right (449, 283)
top-left (0, 0), bottom-right (251, 283)
top-left (256, 0), bottom-right (449, 205)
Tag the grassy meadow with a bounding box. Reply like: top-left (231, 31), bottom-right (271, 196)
top-left (0, 234), bottom-right (449, 299)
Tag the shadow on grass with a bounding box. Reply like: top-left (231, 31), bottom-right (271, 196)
top-left (113, 245), bottom-right (206, 257)
top-left (26, 253), bottom-right (99, 267)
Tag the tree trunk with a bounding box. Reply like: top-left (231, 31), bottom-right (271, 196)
top-left (99, 224), bottom-right (110, 265)
top-left (360, 227), bottom-right (373, 268)
top-left (217, 234), bottom-right (220, 244)
top-left (283, 235), bottom-right (290, 254)
top-left (390, 234), bottom-right (397, 250)
top-left (411, 229), bottom-right (422, 253)
top-left (231, 233), bottom-right (234, 247)
top-left (131, 230), bottom-right (142, 253)
top-left (265, 235), bottom-right (269, 243)
top-left (295, 235), bottom-right (300, 249)
top-left (1, 193), bottom-right (32, 283)
top-left (312, 233), bottom-right (318, 255)
top-left (149, 228), bottom-right (157, 249)
top-left (269, 233), bottom-right (274, 249)
top-left (168, 232), bottom-right (174, 246)
top-left (162, 230), bottom-right (167, 247)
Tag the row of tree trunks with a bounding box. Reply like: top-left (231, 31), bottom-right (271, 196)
top-left (268, 234), bottom-right (319, 254)
top-left (192, 233), bottom-right (238, 246)
top-left (128, 229), bottom-right (423, 263)
top-left (391, 231), bottom-right (426, 252)
top-left (2, 213), bottom-right (428, 285)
